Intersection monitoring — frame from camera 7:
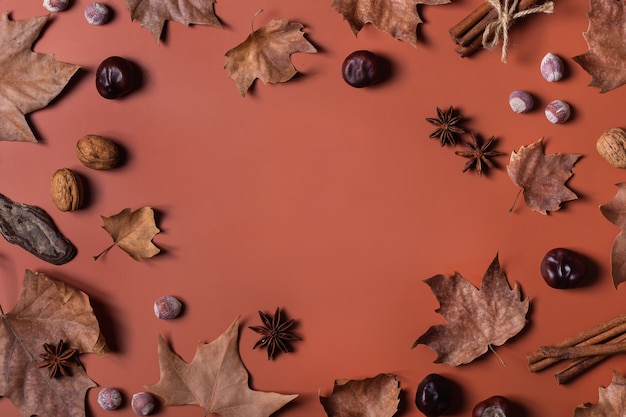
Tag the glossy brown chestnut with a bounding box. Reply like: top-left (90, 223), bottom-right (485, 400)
top-left (96, 56), bottom-right (137, 99)
top-left (472, 395), bottom-right (512, 417)
top-left (415, 373), bottom-right (452, 417)
top-left (540, 247), bottom-right (589, 289)
top-left (341, 50), bottom-right (380, 88)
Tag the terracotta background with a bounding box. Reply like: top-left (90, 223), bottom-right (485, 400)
top-left (1, 0), bottom-right (625, 416)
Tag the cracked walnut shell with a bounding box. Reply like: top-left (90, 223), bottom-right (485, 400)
top-left (597, 127), bottom-right (626, 168)
top-left (50, 168), bottom-right (83, 211)
top-left (75, 134), bottom-right (120, 170)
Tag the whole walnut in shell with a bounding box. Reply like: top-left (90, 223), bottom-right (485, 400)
top-left (75, 134), bottom-right (120, 170)
top-left (50, 168), bottom-right (83, 211)
top-left (597, 127), bottom-right (626, 168)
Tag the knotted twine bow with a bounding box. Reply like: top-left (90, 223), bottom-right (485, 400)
top-left (482, 0), bottom-right (554, 63)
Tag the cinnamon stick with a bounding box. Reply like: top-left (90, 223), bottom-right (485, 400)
top-left (527, 314), bottom-right (626, 372)
top-left (554, 333), bottom-right (626, 384)
top-left (449, 2), bottom-right (492, 42)
top-left (541, 342), bottom-right (626, 360)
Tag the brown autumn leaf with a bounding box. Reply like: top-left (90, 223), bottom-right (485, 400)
top-left (412, 254), bottom-right (529, 366)
top-left (224, 17), bottom-right (317, 96)
top-left (126, 0), bottom-right (222, 43)
top-left (507, 138), bottom-right (582, 214)
top-left (331, 0), bottom-right (451, 46)
top-left (145, 317), bottom-right (297, 417)
top-left (599, 182), bottom-right (626, 288)
top-left (0, 12), bottom-right (80, 143)
top-left (0, 270), bottom-right (107, 417)
top-left (320, 373), bottom-right (400, 417)
top-left (574, 370), bottom-right (626, 417)
top-left (94, 207), bottom-right (161, 261)
top-left (573, 0), bottom-right (626, 93)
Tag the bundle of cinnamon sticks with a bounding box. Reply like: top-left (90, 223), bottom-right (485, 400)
top-left (449, 0), bottom-right (547, 58)
top-left (527, 313), bottom-right (626, 384)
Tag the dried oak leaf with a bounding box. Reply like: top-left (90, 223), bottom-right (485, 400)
top-left (126, 0), bottom-right (222, 43)
top-left (145, 317), bottom-right (297, 417)
top-left (412, 254), bottom-right (529, 366)
top-left (0, 270), bottom-right (107, 417)
top-left (507, 138), bottom-right (582, 214)
top-left (573, 0), bottom-right (626, 93)
top-left (331, 0), bottom-right (451, 46)
top-left (224, 18), bottom-right (316, 96)
top-left (574, 370), bottom-right (626, 417)
top-left (94, 207), bottom-right (161, 261)
top-left (320, 373), bottom-right (400, 417)
top-left (0, 12), bottom-right (79, 143)
top-left (599, 183), bottom-right (626, 288)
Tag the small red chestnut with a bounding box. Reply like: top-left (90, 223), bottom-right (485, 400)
top-left (341, 50), bottom-right (380, 88)
top-left (84, 2), bottom-right (110, 25)
top-left (540, 52), bottom-right (564, 82)
top-left (540, 247), bottom-right (589, 289)
top-left (97, 387), bottom-right (122, 410)
top-left (43, 0), bottom-right (70, 12)
top-left (508, 90), bottom-right (534, 113)
top-left (545, 99), bottom-right (570, 124)
top-left (96, 56), bottom-right (138, 99)
top-left (154, 295), bottom-right (182, 319)
top-left (131, 392), bottom-right (156, 416)
top-left (472, 396), bottom-right (512, 417)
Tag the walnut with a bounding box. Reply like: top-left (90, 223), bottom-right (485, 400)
top-left (75, 134), bottom-right (120, 170)
top-left (50, 168), bottom-right (83, 212)
top-left (597, 127), bottom-right (626, 168)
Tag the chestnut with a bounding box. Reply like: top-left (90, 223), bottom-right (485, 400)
top-left (472, 395), bottom-right (512, 417)
top-left (415, 373), bottom-right (452, 417)
top-left (341, 50), bottom-right (380, 88)
top-left (540, 247), bottom-right (589, 289)
top-left (95, 56), bottom-right (138, 99)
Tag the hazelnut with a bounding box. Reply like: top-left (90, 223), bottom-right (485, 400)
top-left (597, 127), bottom-right (626, 168)
top-left (545, 100), bottom-right (570, 124)
top-left (154, 295), bottom-right (182, 320)
top-left (508, 90), bottom-right (534, 113)
top-left (43, 0), bottom-right (70, 12)
top-left (84, 2), bottom-right (110, 25)
top-left (131, 392), bottom-right (156, 416)
top-left (540, 52), bottom-right (564, 82)
top-left (97, 387), bottom-right (122, 410)
top-left (50, 168), bottom-right (83, 212)
top-left (75, 134), bottom-right (120, 170)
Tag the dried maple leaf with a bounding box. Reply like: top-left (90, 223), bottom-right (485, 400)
top-left (126, 0), bottom-right (222, 43)
top-left (320, 373), bottom-right (400, 417)
top-left (145, 317), bottom-right (297, 417)
top-left (331, 0), bottom-right (451, 46)
top-left (224, 17), bottom-right (316, 96)
top-left (574, 370), bottom-right (626, 416)
top-left (412, 254), bottom-right (529, 366)
top-left (0, 12), bottom-right (79, 143)
top-left (599, 183), bottom-right (626, 288)
top-left (507, 138), bottom-right (582, 214)
top-left (94, 207), bottom-right (161, 261)
top-left (0, 270), bottom-right (107, 417)
top-left (573, 0), bottom-right (626, 93)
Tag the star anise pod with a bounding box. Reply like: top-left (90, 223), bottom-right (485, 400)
top-left (455, 132), bottom-right (505, 177)
top-left (37, 339), bottom-right (79, 379)
top-left (249, 307), bottom-right (301, 360)
top-left (426, 106), bottom-right (465, 146)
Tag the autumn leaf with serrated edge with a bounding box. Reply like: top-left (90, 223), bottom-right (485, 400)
top-left (412, 254), bottom-right (529, 366)
top-left (224, 15), bottom-right (316, 96)
top-left (0, 270), bottom-right (107, 417)
top-left (573, 0), bottom-right (626, 93)
top-left (507, 138), bottom-right (581, 214)
top-left (331, 0), bottom-right (451, 46)
top-left (599, 183), bottom-right (626, 288)
top-left (320, 374), bottom-right (400, 417)
top-left (145, 317), bottom-right (297, 417)
top-left (94, 207), bottom-right (160, 261)
top-left (0, 12), bottom-right (79, 143)
top-left (574, 370), bottom-right (626, 417)
top-left (126, 0), bottom-right (222, 43)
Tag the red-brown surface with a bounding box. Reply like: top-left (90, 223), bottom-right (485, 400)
top-left (0, 1), bottom-right (625, 416)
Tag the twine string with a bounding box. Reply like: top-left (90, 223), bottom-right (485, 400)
top-left (482, 0), bottom-right (554, 62)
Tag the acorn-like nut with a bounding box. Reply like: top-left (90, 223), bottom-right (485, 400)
top-left (508, 90), bottom-right (534, 113)
top-left (50, 168), bottom-right (83, 212)
top-left (545, 100), bottom-right (570, 124)
top-left (75, 134), bottom-right (120, 170)
top-left (597, 127), bottom-right (626, 168)
top-left (540, 52), bottom-right (564, 82)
